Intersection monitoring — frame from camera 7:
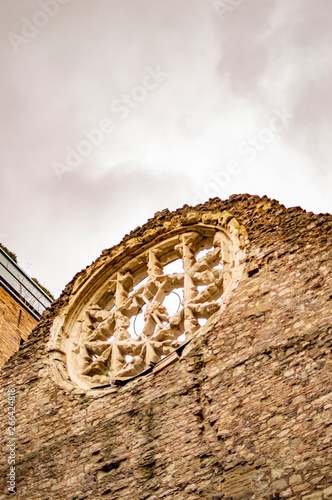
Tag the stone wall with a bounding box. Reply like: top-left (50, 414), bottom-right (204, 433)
top-left (0, 285), bottom-right (38, 369)
top-left (0, 195), bottom-right (331, 500)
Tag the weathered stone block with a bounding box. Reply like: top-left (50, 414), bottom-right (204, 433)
top-left (268, 415), bottom-right (283, 426)
top-left (272, 478), bottom-right (288, 490)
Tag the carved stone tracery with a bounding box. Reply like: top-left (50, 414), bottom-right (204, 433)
top-left (48, 212), bottom-right (248, 390)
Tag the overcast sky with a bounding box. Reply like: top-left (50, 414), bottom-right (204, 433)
top-left (0, 0), bottom-right (331, 298)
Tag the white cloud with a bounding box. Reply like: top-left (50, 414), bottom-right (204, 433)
top-left (0, 0), bottom-right (331, 297)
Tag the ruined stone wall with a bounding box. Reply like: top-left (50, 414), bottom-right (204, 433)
top-left (0, 195), bottom-right (331, 500)
top-left (0, 285), bottom-right (38, 369)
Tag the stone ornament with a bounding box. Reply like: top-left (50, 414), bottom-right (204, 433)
top-left (48, 210), bottom-right (248, 391)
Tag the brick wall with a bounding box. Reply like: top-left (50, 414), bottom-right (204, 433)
top-left (0, 285), bottom-right (38, 369)
top-left (0, 195), bottom-right (331, 499)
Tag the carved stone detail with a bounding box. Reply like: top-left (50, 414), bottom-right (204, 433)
top-left (48, 212), bottom-right (248, 390)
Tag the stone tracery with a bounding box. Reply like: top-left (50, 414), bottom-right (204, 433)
top-left (48, 211), bottom-right (248, 390)
top-left (78, 231), bottom-right (236, 383)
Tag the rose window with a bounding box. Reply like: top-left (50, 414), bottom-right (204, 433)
top-left (48, 213), bottom-right (247, 391)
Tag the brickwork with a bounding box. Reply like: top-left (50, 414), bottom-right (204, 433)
top-left (0, 285), bottom-right (38, 369)
top-left (0, 195), bottom-right (331, 499)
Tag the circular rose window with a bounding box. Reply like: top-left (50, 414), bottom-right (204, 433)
top-left (48, 211), bottom-right (247, 391)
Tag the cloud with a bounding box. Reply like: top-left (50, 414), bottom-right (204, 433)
top-left (0, 0), bottom-right (331, 296)
top-left (3, 163), bottom-right (195, 296)
top-left (213, 0), bottom-right (332, 171)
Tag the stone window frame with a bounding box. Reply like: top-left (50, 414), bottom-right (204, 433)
top-left (47, 210), bottom-right (248, 393)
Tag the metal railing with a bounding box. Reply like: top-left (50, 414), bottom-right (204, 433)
top-left (0, 248), bottom-right (53, 319)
